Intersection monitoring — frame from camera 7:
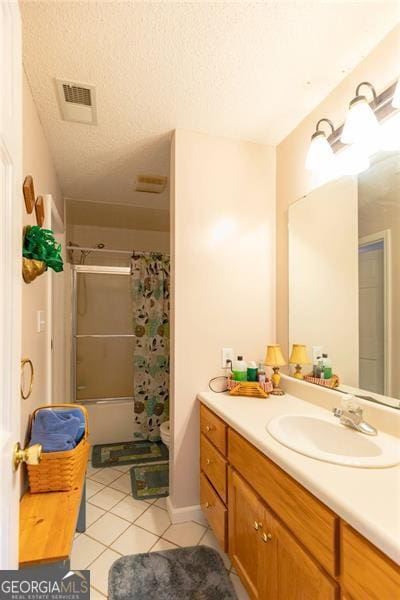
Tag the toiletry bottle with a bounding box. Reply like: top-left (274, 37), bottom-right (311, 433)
top-left (232, 356), bottom-right (247, 381)
top-left (323, 354), bottom-right (332, 379)
top-left (257, 363), bottom-right (266, 383)
top-left (247, 361), bottom-right (258, 382)
top-left (315, 356), bottom-right (323, 378)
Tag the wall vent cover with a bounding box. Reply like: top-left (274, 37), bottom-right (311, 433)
top-left (55, 79), bottom-right (97, 125)
top-left (135, 174), bottom-right (168, 194)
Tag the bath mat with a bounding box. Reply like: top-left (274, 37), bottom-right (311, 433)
top-left (108, 545), bottom-right (237, 600)
top-left (130, 462), bottom-right (169, 500)
top-left (92, 440), bottom-right (169, 469)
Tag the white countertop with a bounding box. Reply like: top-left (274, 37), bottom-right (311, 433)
top-left (198, 390), bottom-right (400, 564)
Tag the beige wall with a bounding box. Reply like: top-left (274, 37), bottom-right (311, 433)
top-left (276, 25), bottom-right (400, 357)
top-left (21, 73), bottom-right (63, 442)
top-left (68, 224), bottom-right (170, 258)
top-left (170, 129), bottom-right (275, 510)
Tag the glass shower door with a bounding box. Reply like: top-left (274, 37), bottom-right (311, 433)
top-left (73, 267), bottom-right (134, 403)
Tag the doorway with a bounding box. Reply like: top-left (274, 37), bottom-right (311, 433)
top-left (358, 230), bottom-right (391, 396)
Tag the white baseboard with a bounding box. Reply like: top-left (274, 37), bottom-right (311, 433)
top-left (166, 496), bottom-right (207, 525)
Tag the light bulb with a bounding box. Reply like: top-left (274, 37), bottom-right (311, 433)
top-left (379, 112), bottom-right (400, 151)
top-left (392, 78), bottom-right (400, 109)
top-left (336, 143), bottom-right (370, 176)
top-left (305, 131), bottom-right (334, 171)
top-left (341, 97), bottom-right (380, 146)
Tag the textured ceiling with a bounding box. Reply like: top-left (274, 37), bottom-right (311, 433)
top-left (21, 1), bottom-right (400, 210)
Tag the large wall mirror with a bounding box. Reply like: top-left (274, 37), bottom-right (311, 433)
top-left (289, 150), bottom-right (400, 408)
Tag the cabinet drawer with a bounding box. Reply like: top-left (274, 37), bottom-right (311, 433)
top-left (228, 428), bottom-right (339, 576)
top-left (200, 434), bottom-right (227, 503)
top-left (341, 523), bottom-right (400, 600)
top-left (200, 404), bottom-right (227, 456)
top-left (200, 472), bottom-right (227, 551)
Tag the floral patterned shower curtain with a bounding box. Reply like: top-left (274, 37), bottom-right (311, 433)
top-left (131, 252), bottom-right (170, 441)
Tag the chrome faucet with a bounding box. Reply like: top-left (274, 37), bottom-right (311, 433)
top-left (333, 398), bottom-right (377, 436)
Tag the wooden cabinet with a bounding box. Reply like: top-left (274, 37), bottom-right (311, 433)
top-left (341, 523), bottom-right (400, 600)
top-left (199, 403), bottom-right (399, 600)
top-left (229, 468), bottom-right (338, 600)
top-left (228, 468), bottom-right (274, 599)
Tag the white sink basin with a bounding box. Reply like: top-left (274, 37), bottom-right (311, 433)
top-left (267, 414), bottom-right (400, 468)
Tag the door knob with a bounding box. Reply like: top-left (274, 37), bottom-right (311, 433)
top-left (262, 532), bottom-right (272, 543)
top-left (13, 442), bottom-right (42, 470)
top-left (254, 521), bottom-right (263, 531)
top-left (206, 458), bottom-right (213, 465)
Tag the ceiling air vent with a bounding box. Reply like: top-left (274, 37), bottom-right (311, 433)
top-left (135, 174), bottom-right (168, 194)
top-left (55, 79), bottom-right (97, 125)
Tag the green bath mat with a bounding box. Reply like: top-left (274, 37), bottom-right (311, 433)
top-left (92, 440), bottom-right (169, 469)
top-left (130, 462), bottom-right (169, 500)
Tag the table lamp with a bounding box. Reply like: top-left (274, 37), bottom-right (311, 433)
top-left (289, 344), bottom-right (310, 379)
top-left (265, 345), bottom-right (286, 395)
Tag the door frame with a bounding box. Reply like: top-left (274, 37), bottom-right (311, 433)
top-left (0, 0), bottom-right (22, 569)
top-left (359, 229), bottom-right (392, 396)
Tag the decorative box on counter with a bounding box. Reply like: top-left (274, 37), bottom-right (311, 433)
top-left (227, 378), bottom-right (273, 398)
top-left (303, 373), bottom-right (340, 389)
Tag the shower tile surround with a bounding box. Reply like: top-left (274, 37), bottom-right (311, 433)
top-left (76, 462), bottom-right (249, 599)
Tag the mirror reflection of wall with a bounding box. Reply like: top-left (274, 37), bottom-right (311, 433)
top-left (358, 152), bottom-right (400, 398)
top-left (289, 150), bottom-right (400, 406)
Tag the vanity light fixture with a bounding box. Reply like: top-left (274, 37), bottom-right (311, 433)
top-left (305, 118), bottom-right (335, 171)
top-left (341, 82), bottom-right (380, 146)
top-left (392, 77), bottom-right (400, 108)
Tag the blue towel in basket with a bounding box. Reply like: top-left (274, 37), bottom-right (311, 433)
top-left (30, 431), bottom-right (76, 452)
top-left (30, 409), bottom-right (81, 452)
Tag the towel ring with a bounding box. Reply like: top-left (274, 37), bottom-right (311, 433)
top-left (21, 358), bottom-right (34, 399)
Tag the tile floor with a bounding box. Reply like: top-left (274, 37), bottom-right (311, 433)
top-left (75, 461), bottom-right (249, 599)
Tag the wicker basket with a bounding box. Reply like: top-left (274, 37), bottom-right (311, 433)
top-left (227, 379), bottom-right (273, 398)
top-left (27, 404), bottom-right (89, 493)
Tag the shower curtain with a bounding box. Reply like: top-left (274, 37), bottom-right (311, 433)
top-left (131, 252), bottom-right (170, 441)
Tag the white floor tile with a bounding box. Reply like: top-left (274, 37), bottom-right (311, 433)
top-left (85, 463), bottom-right (100, 478)
top-left (90, 586), bottom-right (106, 600)
top-left (86, 480), bottom-right (105, 499)
top-left (86, 511), bottom-right (131, 546)
top-left (86, 503), bottom-right (106, 527)
top-left (113, 463), bottom-right (132, 473)
top-left (199, 529), bottom-right (231, 569)
top-left (110, 495), bottom-right (149, 522)
top-left (88, 548), bottom-right (121, 596)
top-left (70, 534), bottom-right (106, 570)
top-left (89, 487), bottom-right (126, 511)
top-left (154, 497), bottom-right (168, 510)
top-left (110, 523), bottom-right (158, 555)
top-left (150, 538), bottom-right (178, 552)
top-left (163, 521), bottom-right (206, 547)
top-left (134, 504), bottom-right (171, 536)
top-left (109, 473), bottom-right (132, 494)
top-left (89, 468), bottom-right (122, 485)
top-left (230, 573), bottom-right (250, 600)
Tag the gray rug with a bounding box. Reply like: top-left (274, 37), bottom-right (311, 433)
top-left (108, 545), bottom-right (237, 600)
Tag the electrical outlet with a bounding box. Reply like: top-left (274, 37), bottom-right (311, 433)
top-left (221, 347), bottom-right (234, 369)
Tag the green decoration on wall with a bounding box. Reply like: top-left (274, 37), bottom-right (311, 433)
top-left (23, 225), bottom-right (64, 273)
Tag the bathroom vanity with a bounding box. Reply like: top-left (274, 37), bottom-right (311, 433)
top-left (198, 390), bottom-right (400, 600)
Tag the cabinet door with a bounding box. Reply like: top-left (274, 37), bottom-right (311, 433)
top-left (270, 512), bottom-right (339, 600)
top-left (228, 468), bottom-right (274, 599)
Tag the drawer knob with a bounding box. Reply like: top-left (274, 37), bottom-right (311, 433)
top-left (204, 501), bottom-right (212, 509)
top-left (262, 532), bottom-right (272, 543)
top-left (205, 425), bottom-right (214, 433)
top-left (254, 521), bottom-right (263, 531)
top-left (206, 458), bottom-right (213, 465)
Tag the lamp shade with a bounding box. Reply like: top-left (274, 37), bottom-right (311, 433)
top-left (289, 344), bottom-right (310, 365)
top-left (392, 78), bottom-right (400, 109)
top-left (341, 97), bottom-right (380, 145)
top-left (265, 345), bottom-right (286, 367)
top-left (305, 131), bottom-right (333, 171)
